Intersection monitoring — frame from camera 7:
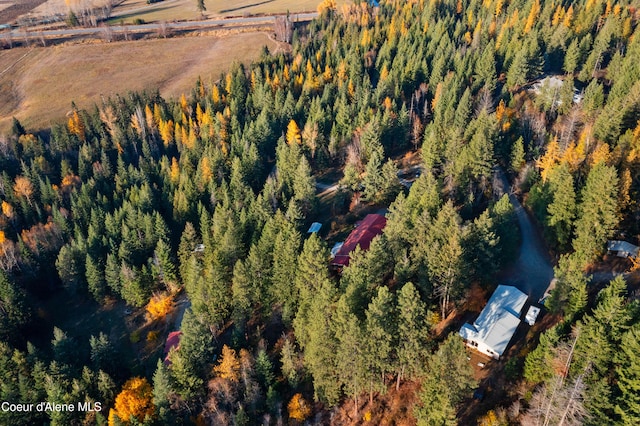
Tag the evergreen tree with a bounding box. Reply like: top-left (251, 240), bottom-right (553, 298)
top-left (363, 286), bottom-right (396, 402)
top-left (614, 324), bottom-right (640, 425)
top-left (0, 270), bottom-right (30, 341)
top-left (510, 137), bottom-right (525, 175)
top-left (572, 163), bottom-right (619, 266)
top-left (427, 201), bottom-right (466, 319)
top-left (396, 282), bottom-right (431, 389)
top-left (415, 335), bottom-right (475, 425)
top-left (546, 163), bottom-right (576, 249)
top-left (171, 309), bottom-right (215, 400)
top-left (85, 254), bottom-right (106, 302)
top-left (153, 359), bottom-right (174, 424)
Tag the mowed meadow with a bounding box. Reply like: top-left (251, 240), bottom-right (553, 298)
top-left (0, 31), bottom-right (278, 132)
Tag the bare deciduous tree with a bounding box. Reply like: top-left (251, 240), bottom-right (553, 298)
top-left (101, 23), bottom-right (113, 42)
top-left (274, 16), bottom-right (293, 43)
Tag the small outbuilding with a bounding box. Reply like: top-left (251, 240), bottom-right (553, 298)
top-left (459, 285), bottom-right (528, 359)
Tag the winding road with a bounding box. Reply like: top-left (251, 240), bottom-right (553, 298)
top-left (494, 168), bottom-right (554, 302)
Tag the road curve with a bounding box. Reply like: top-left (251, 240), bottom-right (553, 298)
top-left (494, 168), bottom-right (554, 302)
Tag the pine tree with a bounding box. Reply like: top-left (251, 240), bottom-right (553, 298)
top-left (85, 254), bottom-right (106, 302)
top-left (153, 359), bottom-right (174, 424)
top-left (563, 39), bottom-right (581, 74)
top-left (363, 286), bottom-right (396, 402)
top-left (396, 282), bottom-right (431, 389)
top-left (293, 233), bottom-right (332, 347)
top-left (362, 150), bottom-right (383, 202)
top-left (510, 136), bottom-right (525, 174)
top-left (333, 296), bottom-right (366, 416)
top-left (415, 335), bottom-right (475, 425)
top-left (0, 270), bottom-right (30, 341)
top-left (171, 309), bottom-right (214, 400)
top-left (546, 163), bottom-right (576, 249)
top-left (302, 280), bottom-right (340, 405)
top-left (572, 163), bottom-right (619, 266)
top-left (614, 324), bottom-right (640, 424)
top-left (427, 201), bottom-right (466, 319)
top-left (89, 332), bottom-right (116, 375)
top-left (280, 336), bottom-right (301, 388)
top-left (154, 239), bottom-right (179, 293)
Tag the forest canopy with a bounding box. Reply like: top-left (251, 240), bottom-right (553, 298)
top-left (1, 0), bottom-right (639, 424)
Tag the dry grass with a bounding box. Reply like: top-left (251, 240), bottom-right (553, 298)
top-left (110, 0), bottom-right (349, 24)
top-left (0, 31), bottom-right (278, 132)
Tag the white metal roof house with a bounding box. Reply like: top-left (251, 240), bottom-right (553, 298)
top-left (459, 285), bottom-right (528, 359)
top-left (607, 240), bottom-right (639, 258)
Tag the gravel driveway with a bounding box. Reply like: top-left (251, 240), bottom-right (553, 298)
top-left (494, 168), bottom-right (554, 302)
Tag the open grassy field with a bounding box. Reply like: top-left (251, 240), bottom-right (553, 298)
top-left (0, 31), bottom-right (278, 132)
top-left (108, 0), bottom-right (348, 24)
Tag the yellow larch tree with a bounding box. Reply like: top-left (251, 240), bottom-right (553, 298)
top-left (619, 167), bottom-right (632, 211)
top-left (559, 141), bottom-right (586, 172)
top-left (200, 156), bottom-right (213, 186)
top-left (213, 345), bottom-right (240, 382)
top-left (537, 137), bottom-right (561, 182)
top-left (179, 93), bottom-right (188, 113)
top-left (523, 0), bottom-right (540, 34)
top-left (169, 158), bottom-right (180, 184)
top-left (153, 103), bottom-right (163, 127)
top-left (589, 143), bottom-right (611, 167)
top-left (552, 5), bottom-right (564, 26)
top-left (67, 110), bottom-right (86, 142)
top-left (109, 377), bottom-right (155, 425)
top-left (286, 120), bottom-right (302, 145)
top-left (1, 201), bottom-right (13, 219)
top-left (563, 5), bottom-right (573, 28)
top-left (144, 104), bottom-right (155, 132)
top-left (211, 85), bottom-right (221, 106)
top-left (146, 293), bottom-right (173, 321)
top-left (159, 119), bottom-right (174, 147)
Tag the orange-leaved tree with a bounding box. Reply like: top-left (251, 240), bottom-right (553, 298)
top-left (288, 393), bottom-right (311, 421)
top-left (146, 293), bottom-right (173, 321)
top-left (109, 377), bottom-right (155, 425)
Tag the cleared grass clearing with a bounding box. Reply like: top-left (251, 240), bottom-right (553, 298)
top-left (0, 31), bottom-right (276, 132)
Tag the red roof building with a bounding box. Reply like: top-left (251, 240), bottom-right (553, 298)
top-left (331, 214), bottom-right (387, 267)
top-left (163, 331), bottom-right (182, 365)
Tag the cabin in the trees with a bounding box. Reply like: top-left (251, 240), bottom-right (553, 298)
top-left (606, 240), bottom-right (639, 258)
top-left (459, 285), bottom-right (528, 359)
top-left (331, 213), bottom-right (386, 267)
top-left (163, 331), bottom-right (182, 365)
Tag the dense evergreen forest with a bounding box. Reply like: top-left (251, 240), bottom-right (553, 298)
top-left (1, 0), bottom-right (640, 424)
